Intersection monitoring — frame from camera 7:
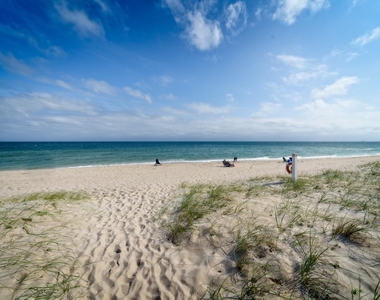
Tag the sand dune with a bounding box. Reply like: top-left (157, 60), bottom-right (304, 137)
top-left (1, 156), bottom-right (379, 299)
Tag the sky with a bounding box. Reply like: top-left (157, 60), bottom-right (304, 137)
top-left (1, 0), bottom-right (380, 141)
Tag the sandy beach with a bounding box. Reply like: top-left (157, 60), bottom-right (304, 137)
top-left (1, 156), bottom-right (380, 299)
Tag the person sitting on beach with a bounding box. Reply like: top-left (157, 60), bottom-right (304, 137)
top-left (233, 157), bottom-right (237, 162)
top-left (155, 158), bottom-right (162, 166)
top-left (223, 159), bottom-right (235, 167)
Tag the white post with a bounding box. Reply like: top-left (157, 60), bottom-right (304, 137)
top-left (292, 153), bottom-right (298, 181)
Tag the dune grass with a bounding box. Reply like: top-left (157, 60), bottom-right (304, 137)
top-left (332, 218), bottom-right (369, 243)
top-left (162, 160), bottom-right (380, 299)
top-left (0, 190), bottom-right (89, 299)
top-left (165, 184), bottom-right (235, 244)
top-left (294, 233), bottom-right (335, 299)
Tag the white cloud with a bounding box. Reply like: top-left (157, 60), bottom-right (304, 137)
top-left (225, 1), bottom-right (247, 36)
top-left (273, 0), bottom-right (330, 25)
top-left (329, 48), bottom-right (360, 62)
top-left (94, 0), bottom-right (110, 13)
top-left (37, 93), bottom-right (96, 114)
top-left (163, 0), bottom-right (223, 51)
top-left (226, 94), bottom-right (235, 103)
top-left (311, 76), bottom-right (359, 99)
top-left (56, 3), bottom-right (105, 37)
top-left (161, 106), bottom-right (187, 115)
top-left (153, 75), bottom-right (173, 86)
top-left (185, 10), bottom-right (223, 51)
top-left (83, 79), bottom-right (116, 95)
top-left (45, 46), bottom-right (66, 57)
top-left (163, 0), bottom-right (185, 16)
top-left (296, 98), bottom-right (373, 121)
top-left (56, 80), bottom-right (74, 90)
top-left (349, 0), bottom-right (367, 9)
top-left (283, 72), bottom-right (314, 84)
top-left (163, 0), bottom-right (249, 51)
top-left (187, 102), bottom-right (230, 114)
top-left (162, 93), bottom-right (178, 100)
top-left (251, 102), bottom-right (281, 118)
top-left (277, 54), bottom-right (308, 69)
top-left (255, 8), bottom-right (262, 20)
top-left (0, 92), bottom-right (97, 120)
top-left (0, 25), bottom-right (66, 58)
top-left (352, 27), bottom-right (380, 46)
top-left (0, 52), bottom-right (33, 76)
top-left (346, 52), bottom-right (359, 61)
top-left (282, 65), bottom-right (337, 84)
top-left (124, 86), bottom-right (152, 103)
top-left (1, 92), bottom-right (380, 141)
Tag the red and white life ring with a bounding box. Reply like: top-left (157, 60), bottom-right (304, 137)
top-left (286, 162), bottom-right (292, 174)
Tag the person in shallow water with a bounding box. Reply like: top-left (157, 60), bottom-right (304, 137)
top-left (155, 158), bottom-right (162, 166)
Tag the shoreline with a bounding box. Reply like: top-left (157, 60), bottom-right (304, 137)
top-left (1, 155), bottom-right (379, 200)
top-left (1, 153), bottom-right (380, 173)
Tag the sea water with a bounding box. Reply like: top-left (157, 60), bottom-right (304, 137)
top-left (0, 141), bottom-right (380, 171)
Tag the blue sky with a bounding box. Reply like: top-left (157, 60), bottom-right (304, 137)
top-left (1, 0), bottom-right (379, 141)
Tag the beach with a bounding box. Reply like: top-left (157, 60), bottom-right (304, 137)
top-left (1, 156), bottom-right (380, 299)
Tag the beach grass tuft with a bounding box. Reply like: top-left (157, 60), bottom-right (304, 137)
top-left (295, 233), bottom-right (334, 298)
top-left (332, 218), bottom-right (368, 243)
top-left (10, 191), bottom-right (88, 203)
top-left (166, 184), bottom-right (233, 244)
top-left (0, 190), bottom-right (89, 299)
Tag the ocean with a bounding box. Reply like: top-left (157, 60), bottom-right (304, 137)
top-left (0, 141), bottom-right (380, 171)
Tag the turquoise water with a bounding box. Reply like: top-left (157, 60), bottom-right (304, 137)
top-left (1, 141), bottom-right (380, 171)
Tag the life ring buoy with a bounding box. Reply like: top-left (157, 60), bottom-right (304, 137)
top-left (286, 162), bottom-right (292, 174)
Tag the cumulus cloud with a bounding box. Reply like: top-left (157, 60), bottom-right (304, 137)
top-left (185, 10), bottom-right (223, 51)
top-left (56, 3), bottom-right (105, 37)
top-left (163, 0), bottom-right (250, 50)
top-left (311, 76), bottom-right (359, 99)
top-left (225, 1), bottom-right (247, 36)
top-left (163, 0), bottom-right (225, 51)
top-left (124, 87), bottom-right (152, 103)
top-left (273, 0), bottom-right (330, 25)
top-left (352, 27), bottom-right (380, 46)
top-left (277, 54), bottom-right (308, 69)
top-left (83, 79), bottom-right (116, 95)
top-left (0, 52), bottom-right (33, 76)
